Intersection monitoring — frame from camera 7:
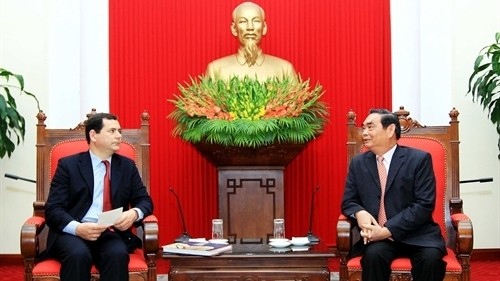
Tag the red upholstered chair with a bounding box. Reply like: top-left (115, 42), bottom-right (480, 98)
top-left (20, 109), bottom-right (159, 281)
top-left (336, 106), bottom-right (473, 281)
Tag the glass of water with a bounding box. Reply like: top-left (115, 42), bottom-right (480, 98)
top-left (211, 219), bottom-right (224, 240)
top-left (273, 218), bottom-right (285, 239)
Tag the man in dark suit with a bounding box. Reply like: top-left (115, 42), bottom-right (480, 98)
top-left (45, 113), bottom-right (153, 281)
top-left (341, 108), bottom-right (446, 281)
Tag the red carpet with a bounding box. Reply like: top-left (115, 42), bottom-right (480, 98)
top-left (1, 258), bottom-right (499, 280)
top-left (470, 259), bottom-right (500, 281)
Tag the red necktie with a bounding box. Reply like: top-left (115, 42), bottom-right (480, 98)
top-left (377, 156), bottom-right (387, 226)
top-left (102, 160), bottom-right (112, 211)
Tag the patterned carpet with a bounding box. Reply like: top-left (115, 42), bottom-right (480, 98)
top-left (1, 258), bottom-right (499, 280)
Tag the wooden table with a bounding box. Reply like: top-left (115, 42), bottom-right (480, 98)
top-left (164, 243), bottom-right (335, 281)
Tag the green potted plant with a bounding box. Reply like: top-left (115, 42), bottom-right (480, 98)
top-left (0, 68), bottom-right (40, 158)
top-left (468, 32), bottom-right (500, 158)
top-left (169, 75), bottom-right (328, 165)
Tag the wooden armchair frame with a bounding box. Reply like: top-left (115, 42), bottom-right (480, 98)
top-left (337, 106), bottom-right (473, 281)
top-left (20, 109), bottom-right (159, 281)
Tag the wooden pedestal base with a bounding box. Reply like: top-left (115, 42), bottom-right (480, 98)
top-left (218, 166), bottom-right (284, 244)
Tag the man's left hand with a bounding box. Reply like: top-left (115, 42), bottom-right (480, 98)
top-left (113, 209), bottom-right (138, 231)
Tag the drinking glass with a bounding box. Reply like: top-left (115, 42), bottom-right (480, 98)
top-left (211, 219), bottom-right (224, 240)
top-left (273, 218), bottom-right (285, 239)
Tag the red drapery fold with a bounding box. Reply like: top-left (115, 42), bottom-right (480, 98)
top-left (109, 0), bottom-right (391, 248)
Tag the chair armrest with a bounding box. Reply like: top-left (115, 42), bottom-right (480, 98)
top-left (142, 215), bottom-right (159, 256)
top-left (337, 214), bottom-right (353, 254)
top-left (20, 216), bottom-right (46, 258)
top-left (451, 213), bottom-right (473, 255)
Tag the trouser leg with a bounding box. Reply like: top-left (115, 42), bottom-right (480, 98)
top-left (94, 230), bottom-right (130, 281)
top-left (408, 245), bottom-right (446, 281)
top-left (52, 233), bottom-right (92, 281)
top-left (361, 240), bottom-right (397, 281)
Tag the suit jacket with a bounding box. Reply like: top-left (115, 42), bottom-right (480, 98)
top-left (44, 151), bottom-right (154, 253)
top-left (341, 145), bottom-right (446, 253)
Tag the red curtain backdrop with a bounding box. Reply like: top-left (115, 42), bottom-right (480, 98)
top-left (109, 0), bottom-right (391, 248)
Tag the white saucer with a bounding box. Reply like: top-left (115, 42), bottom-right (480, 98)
top-left (269, 246), bottom-right (291, 253)
top-left (269, 238), bottom-right (289, 242)
top-left (208, 239), bottom-right (229, 244)
top-left (291, 246), bottom-right (309, 252)
top-left (269, 240), bottom-right (292, 248)
top-left (290, 237), bottom-right (309, 246)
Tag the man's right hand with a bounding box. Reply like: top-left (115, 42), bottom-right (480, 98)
top-left (355, 210), bottom-right (378, 244)
top-left (75, 222), bottom-right (108, 241)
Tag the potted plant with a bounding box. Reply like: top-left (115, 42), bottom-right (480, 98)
top-left (468, 32), bottom-right (500, 158)
top-left (0, 68), bottom-right (40, 158)
top-left (169, 75), bottom-right (328, 165)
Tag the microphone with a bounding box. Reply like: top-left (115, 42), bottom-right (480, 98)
top-left (306, 185), bottom-right (320, 243)
top-left (4, 173), bottom-right (36, 183)
top-left (169, 187), bottom-right (191, 243)
top-left (459, 177), bottom-right (493, 184)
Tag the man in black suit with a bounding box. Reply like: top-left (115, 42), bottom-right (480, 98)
top-left (45, 113), bottom-right (153, 281)
top-left (341, 108), bottom-right (446, 281)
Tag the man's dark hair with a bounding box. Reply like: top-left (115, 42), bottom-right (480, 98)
top-left (84, 113), bottom-right (118, 144)
top-left (369, 108), bottom-right (401, 139)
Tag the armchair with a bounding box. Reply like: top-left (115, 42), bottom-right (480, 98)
top-left (337, 106), bottom-right (473, 281)
top-left (20, 109), bottom-right (159, 281)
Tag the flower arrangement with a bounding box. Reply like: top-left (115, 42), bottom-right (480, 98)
top-left (169, 75), bottom-right (328, 148)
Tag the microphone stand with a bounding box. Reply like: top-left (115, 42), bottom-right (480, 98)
top-left (4, 173), bottom-right (36, 183)
top-left (170, 187), bottom-right (191, 243)
top-left (306, 185), bottom-right (320, 243)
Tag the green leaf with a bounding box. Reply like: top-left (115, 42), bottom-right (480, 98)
top-left (473, 55), bottom-right (485, 70)
top-left (12, 74), bottom-right (25, 90)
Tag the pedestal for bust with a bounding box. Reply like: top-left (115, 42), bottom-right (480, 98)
top-left (193, 142), bottom-right (309, 244)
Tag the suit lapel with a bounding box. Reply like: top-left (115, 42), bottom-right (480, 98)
top-left (386, 145), bottom-right (405, 191)
top-left (110, 154), bottom-right (123, 200)
top-left (78, 152), bottom-right (94, 194)
top-left (365, 152), bottom-right (380, 191)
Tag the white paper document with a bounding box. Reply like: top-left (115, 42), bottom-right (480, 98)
top-left (97, 207), bottom-right (123, 226)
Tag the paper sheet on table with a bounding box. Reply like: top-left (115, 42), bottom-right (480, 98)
top-left (97, 207), bottom-right (123, 226)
